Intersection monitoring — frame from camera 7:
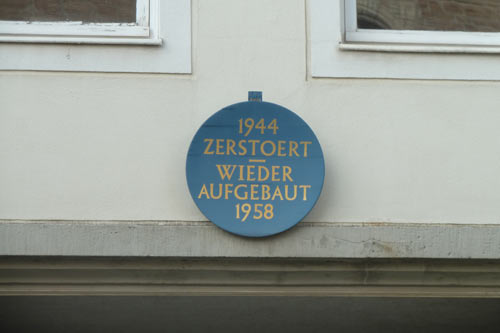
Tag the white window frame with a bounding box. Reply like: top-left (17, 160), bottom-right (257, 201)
top-left (0, 0), bottom-right (191, 73)
top-left (344, 0), bottom-right (500, 50)
top-left (309, 0), bottom-right (500, 80)
top-left (0, 0), bottom-right (160, 45)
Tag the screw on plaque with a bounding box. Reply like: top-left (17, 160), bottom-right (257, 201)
top-left (248, 91), bottom-right (262, 102)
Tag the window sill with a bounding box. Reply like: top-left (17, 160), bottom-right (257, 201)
top-left (0, 36), bottom-right (162, 45)
top-left (339, 42), bottom-right (500, 54)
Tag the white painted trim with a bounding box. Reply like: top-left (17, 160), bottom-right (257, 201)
top-left (309, 0), bottom-right (500, 80)
top-left (148, 0), bottom-right (160, 43)
top-left (344, 0), bottom-right (357, 33)
top-left (0, 21), bottom-right (149, 37)
top-left (136, 0), bottom-right (150, 27)
top-left (346, 29), bottom-right (500, 46)
top-left (0, 0), bottom-right (191, 73)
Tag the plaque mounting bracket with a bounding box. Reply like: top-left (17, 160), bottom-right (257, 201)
top-left (248, 91), bottom-right (262, 102)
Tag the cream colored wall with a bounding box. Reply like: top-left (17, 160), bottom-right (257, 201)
top-left (1, 0), bottom-right (500, 224)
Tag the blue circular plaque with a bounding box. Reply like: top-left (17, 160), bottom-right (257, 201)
top-left (186, 99), bottom-right (324, 237)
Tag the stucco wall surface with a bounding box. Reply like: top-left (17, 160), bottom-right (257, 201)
top-left (1, 0), bottom-right (500, 226)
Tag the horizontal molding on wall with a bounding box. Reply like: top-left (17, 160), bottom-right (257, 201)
top-left (1, 220), bottom-right (500, 259)
top-left (1, 257), bottom-right (500, 297)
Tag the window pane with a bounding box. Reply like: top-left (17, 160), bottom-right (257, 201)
top-left (357, 0), bottom-right (500, 32)
top-left (0, 0), bottom-right (137, 23)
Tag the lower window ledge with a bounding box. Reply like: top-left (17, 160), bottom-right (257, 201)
top-left (0, 36), bottom-right (163, 45)
top-left (339, 42), bottom-right (500, 54)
